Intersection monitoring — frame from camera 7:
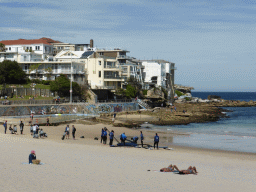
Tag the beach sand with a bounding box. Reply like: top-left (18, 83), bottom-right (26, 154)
top-left (0, 123), bottom-right (256, 192)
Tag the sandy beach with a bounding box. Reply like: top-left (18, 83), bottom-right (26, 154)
top-left (0, 122), bottom-right (256, 192)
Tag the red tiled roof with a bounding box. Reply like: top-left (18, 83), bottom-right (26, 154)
top-left (0, 37), bottom-right (62, 45)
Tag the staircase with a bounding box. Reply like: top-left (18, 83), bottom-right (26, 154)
top-left (137, 99), bottom-right (150, 109)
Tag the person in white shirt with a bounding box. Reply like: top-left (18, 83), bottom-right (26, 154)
top-left (33, 124), bottom-right (37, 137)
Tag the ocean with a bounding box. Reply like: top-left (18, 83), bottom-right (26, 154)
top-left (152, 92), bottom-right (256, 153)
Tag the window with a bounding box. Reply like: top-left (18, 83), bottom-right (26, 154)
top-left (99, 71), bottom-right (101, 77)
top-left (123, 67), bottom-right (127, 72)
top-left (35, 46), bottom-right (40, 50)
top-left (99, 52), bottom-right (104, 56)
top-left (9, 47), bottom-right (11, 51)
top-left (98, 61), bottom-right (101, 65)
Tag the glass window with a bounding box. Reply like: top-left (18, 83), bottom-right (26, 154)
top-left (9, 47), bottom-right (11, 50)
top-left (99, 71), bottom-right (101, 77)
top-left (98, 61), bottom-right (101, 65)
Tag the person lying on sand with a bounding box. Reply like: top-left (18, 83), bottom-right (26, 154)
top-left (160, 165), bottom-right (198, 174)
top-left (160, 164), bottom-right (178, 172)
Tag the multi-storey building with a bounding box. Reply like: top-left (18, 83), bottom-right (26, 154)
top-left (85, 49), bottom-right (144, 89)
top-left (0, 38), bottom-right (90, 84)
top-left (142, 60), bottom-right (176, 101)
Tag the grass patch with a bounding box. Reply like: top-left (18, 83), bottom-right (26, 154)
top-left (1, 84), bottom-right (50, 89)
top-left (0, 96), bottom-right (53, 100)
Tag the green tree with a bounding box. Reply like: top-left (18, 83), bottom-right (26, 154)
top-left (0, 60), bottom-right (27, 84)
top-left (45, 67), bottom-right (53, 80)
top-left (0, 43), bottom-right (5, 52)
top-left (50, 74), bottom-right (81, 97)
top-left (125, 84), bottom-right (136, 99)
top-left (29, 63), bottom-right (42, 79)
top-left (175, 90), bottom-right (184, 97)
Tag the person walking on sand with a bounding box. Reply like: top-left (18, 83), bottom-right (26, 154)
top-left (20, 121), bottom-right (24, 134)
top-left (65, 125), bottom-right (70, 139)
top-left (154, 133), bottom-right (159, 149)
top-left (72, 125), bottom-right (76, 140)
top-left (109, 130), bottom-right (114, 145)
top-left (3, 121), bottom-right (7, 134)
top-left (140, 131), bottom-right (144, 147)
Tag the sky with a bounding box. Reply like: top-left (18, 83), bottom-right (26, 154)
top-left (0, 0), bottom-right (256, 92)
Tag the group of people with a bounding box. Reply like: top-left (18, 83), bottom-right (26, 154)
top-left (160, 164), bottom-right (198, 175)
top-left (30, 124), bottom-right (47, 138)
top-left (63, 125), bottom-right (76, 140)
top-left (3, 120), bottom-right (25, 135)
top-left (99, 128), bottom-right (160, 149)
top-left (101, 127), bottom-right (115, 145)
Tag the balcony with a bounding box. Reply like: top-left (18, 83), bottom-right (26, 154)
top-left (94, 86), bottom-right (116, 90)
top-left (104, 75), bottom-right (124, 81)
top-left (104, 65), bottom-right (122, 71)
top-left (117, 55), bottom-right (132, 59)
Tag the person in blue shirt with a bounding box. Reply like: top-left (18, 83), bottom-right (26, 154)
top-left (3, 121), bottom-right (7, 134)
top-left (109, 130), bottom-right (114, 145)
top-left (120, 133), bottom-right (127, 145)
top-left (140, 131), bottom-right (144, 147)
top-left (103, 128), bottom-right (107, 144)
top-left (101, 128), bottom-right (104, 143)
top-left (132, 136), bottom-right (138, 143)
top-left (154, 133), bottom-right (159, 149)
top-left (29, 150), bottom-right (36, 164)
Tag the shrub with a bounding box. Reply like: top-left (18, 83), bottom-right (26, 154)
top-left (175, 90), bottom-right (184, 97)
top-left (142, 90), bottom-right (148, 95)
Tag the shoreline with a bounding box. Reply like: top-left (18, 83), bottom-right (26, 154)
top-left (1, 120), bottom-right (255, 155)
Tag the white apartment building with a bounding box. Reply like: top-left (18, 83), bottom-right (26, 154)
top-left (142, 60), bottom-right (176, 102)
top-left (0, 37), bottom-right (57, 61)
top-left (0, 38), bottom-right (90, 85)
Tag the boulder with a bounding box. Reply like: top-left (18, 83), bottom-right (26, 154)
top-left (207, 95), bottom-right (221, 100)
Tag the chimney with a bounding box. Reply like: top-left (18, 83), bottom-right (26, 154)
top-left (90, 39), bottom-right (94, 48)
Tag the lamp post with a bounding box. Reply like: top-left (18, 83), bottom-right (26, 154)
top-left (70, 53), bottom-right (72, 104)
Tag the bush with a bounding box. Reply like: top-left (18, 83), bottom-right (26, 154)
top-left (142, 90), bottom-right (148, 95)
top-left (175, 90), bottom-right (184, 97)
top-left (33, 79), bottom-right (42, 84)
top-left (42, 80), bottom-right (51, 85)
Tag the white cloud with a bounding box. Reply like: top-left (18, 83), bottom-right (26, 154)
top-left (0, 27), bottom-right (41, 34)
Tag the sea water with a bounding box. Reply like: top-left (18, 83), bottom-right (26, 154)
top-left (151, 92), bottom-right (256, 153)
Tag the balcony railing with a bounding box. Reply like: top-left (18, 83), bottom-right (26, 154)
top-left (104, 75), bottom-right (122, 79)
top-left (104, 65), bottom-right (119, 69)
top-left (94, 86), bottom-right (116, 89)
top-left (117, 55), bottom-right (132, 59)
